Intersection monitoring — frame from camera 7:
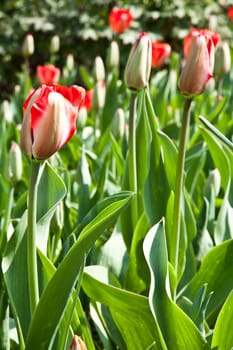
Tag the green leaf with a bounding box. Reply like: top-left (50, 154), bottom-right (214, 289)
top-left (182, 239), bottom-right (233, 321)
top-left (143, 219), bottom-right (209, 350)
top-left (212, 290), bottom-right (233, 350)
top-left (82, 265), bottom-right (166, 350)
top-left (36, 161), bottom-right (67, 254)
top-left (25, 192), bottom-right (132, 350)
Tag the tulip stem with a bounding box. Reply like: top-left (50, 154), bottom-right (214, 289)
top-left (27, 159), bottom-right (42, 316)
top-left (0, 186), bottom-right (14, 255)
top-left (171, 98), bottom-right (192, 277)
top-left (128, 92), bottom-right (138, 229)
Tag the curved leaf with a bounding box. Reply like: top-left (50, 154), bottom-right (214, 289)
top-left (143, 219), bottom-right (209, 350)
top-left (25, 192), bottom-right (132, 350)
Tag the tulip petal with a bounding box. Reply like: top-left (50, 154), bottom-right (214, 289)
top-left (32, 92), bottom-right (77, 159)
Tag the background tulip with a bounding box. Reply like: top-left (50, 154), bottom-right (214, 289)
top-left (179, 34), bottom-right (215, 97)
top-left (36, 64), bottom-right (61, 84)
top-left (20, 84), bottom-right (85, 159)
top-left (183, 27), bottom-right (220, 58)
top-left (124, 32), bottom-right (152, 91)
top-left (109, 7), bottom-right (133, 34)
top-left (151, 41), bottom-right (171, 68)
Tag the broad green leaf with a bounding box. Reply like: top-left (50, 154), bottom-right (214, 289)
top-left (82, 265), bottom-right (166, 350)
top-left (200, 126), bottom-right (231, 244)
top-left (143, 89), bottom-right (170, 227)
top-left (36, 161), bottom-right (67, 254)
top-left (182, 239), bottom-right (233, 321)
top-left (2, 212), bottom-right (29, 339)
top-left (125, 212), bottom-right (150, 292)
top-left (25, 192), bottom-right (132, 350)
top-left (143, 219), bottom-right (209, 350)
top-left (212, 290), bottom-right (233, 350)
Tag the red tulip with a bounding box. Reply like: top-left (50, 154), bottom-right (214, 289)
top-left (36, 64), bottom-right (61, 84)
top-left (179, 34), bottom-right (215, 97)
top-left (151, 41), bottom-right (171, 68)
top-left (227, 6), bottom-right (233, 21)
top-left (109, 7), bottom-right (133, 34)
top-left (183, 27), bottom-right (220, 58)
top-left (20, 84), bottom-right (85, 159)
top-left (80, 89), bottom-right (93, 111)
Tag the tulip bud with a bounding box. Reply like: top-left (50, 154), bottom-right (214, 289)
top-left (93, 56), bottom-right (105, 81)
top-left (92, 80), bottom-right (106, 109)
top-left (204, 168), bottom-right (221, 197)
top-left (111, 108), bottom-right (125, 139)
top-left (20, 84), bottom-right (85, 160)
top-left (214, 41), bottom-right (231, 76)
top-left (22, 34), bottom-right (34, 57)
top-left (1, 100), bottom-right (14, 123)
top-left (7, 142), bottom-right (23, 183)
top-left (77, 107), bottom-right (87, 128)
top-left (179, 34), bottom-right (215, 97)
top-left (107, 41), bottom-right (120, 69)
top-left (66, 53), bottom-right (75, 71)
top-left (124, 32), bottom-right (152, 91)
top-left (69, 335), bottom-right (87, 350)
top-left (50, 35), bottom-right (60, 53)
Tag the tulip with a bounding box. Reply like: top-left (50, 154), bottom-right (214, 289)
top-left (179, 34), bottom-right (215, 97)
top-left (69, 335), bottom-right (87, 350)
top-left (93, 56), bottom-right (105, 81)
top-left (214, 41), bottom-right (231, 76)
top-left (183, 27), bottom-right (220, 58)
top-left (111, 108), bottom-right (125, 140)
top-left (80, 89), bottom-right (93, 111)
top-left (227, 6), bottom-right (233, 21)
top-left (151, 41), bottom-right (171, 68)
top-left (109, 7), bottom-right (133, 34)
top-left (36, 64), bottom-right (61, 84)
top-left (20, 84), bottom-right (85, 159)
top-left (92, 80), bottom-right (106, 109)
top-left (50, 35), bottom-right (60, 54)
top-left (22, 33), bottom-right (34, 57)
top-left (7, 142), bottom-right (23, 183)
top-left (107, 41), bottom-right (120, 69)
top-left (124, 32), bottom-right (152, 91)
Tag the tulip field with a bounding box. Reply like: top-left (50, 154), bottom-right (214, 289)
top-left (1, 1), bottom-right (233, 349)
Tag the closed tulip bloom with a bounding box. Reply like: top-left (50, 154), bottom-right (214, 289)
top-left (179, 34), bottom-right (215, 97)
top-left (36, 64), bottom-right (61, 84)
top-left (69, 335), bottom-right (87, 350)
top-left (50, 35), bottom-right (60, 53)
top-left (7, 142), bottom-right (23, 183)
top-left (93, 56), bottom-right (105, 81)
top-left (151, 41), bottom-right (171, 68)
top-left (20, 84), bottom-right (85, 159)
top-left (22, 33), bottom-right (34, 57)
top-left (107, 41), bottom-right (120, 69)
top-left (92, 80), bottom-right (106, 109)
top-left (124, 32), bottom-right (152, 91)
top-left (214, 41), bottom-right (231, 76)
top-left (184, 27), bottom-right (220, 58)
top-left (109, 7), bottom-right (133, 34)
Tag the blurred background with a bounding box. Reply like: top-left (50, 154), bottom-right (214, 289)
top-left (0, 0), bottom-right (233, 99)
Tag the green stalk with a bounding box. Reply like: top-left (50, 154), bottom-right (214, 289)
top-left (0, 186), bottom-right (14, 255)
top-left (128, 92), bottom-right (138, 229)
top-left (76, 298), bottom-right (95, 350)
top-left (171, 98), bottom-right (192, 276)
top-left (27, 160), bottom-right (42, 316)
